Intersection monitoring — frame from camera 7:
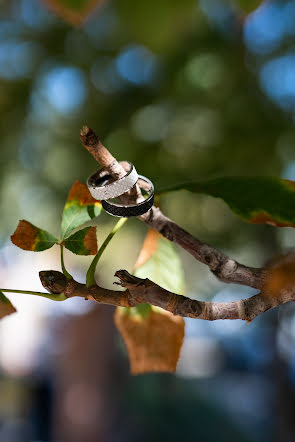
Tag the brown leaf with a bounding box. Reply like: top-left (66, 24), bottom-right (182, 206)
top-left (84, 226), bottom-right (98, 255)
top-left (263, 253), bottom-right (295, 297)
top-left (249, 213), bottom-right (293, 228)
top-left (114, 307), bottom-right (185, 375)
top-left (134, 229), bottom-right (161, 270)
top-left (0, 292), bottom-right (17, 319)
top-left (11, 220), bottom-right (38, 250)
top-left (11, 220), bottom-right (58, 252)
top-left (42, 0), bottom-right (106, 26)
top-left (67, 180), bottom-right (97, 205)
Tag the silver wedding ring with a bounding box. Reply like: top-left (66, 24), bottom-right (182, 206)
top-left (102, 175), bottom-right (154, 217)
top-left (87, 161), bottom-right (138, 200)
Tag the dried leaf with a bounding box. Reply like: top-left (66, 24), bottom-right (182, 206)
top-left (264, 253), bottom-right (295, 297)
top-left (42, 0), bottom-right (106, 26)
top-left (115, 307), bottom-right (185, 374)
top-left (64, 226), bottom-right (97, 255)
top-left (61, 180), bottom-right (101, 239)
top-left (0, 292), bottom-right (16, 319)
top-left (11, 220), bottom-right (57, 252)
top-left (67, 180), bottom-right (97, 205)
top-left (84, 226), bottom-right (98, 254)
top-left (115, 227), bottom-right (185, 374)
top-left (116, 223), bottom-right (186, 374)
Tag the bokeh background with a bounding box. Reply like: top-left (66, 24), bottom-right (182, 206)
top-left (1, 0), bottom-right (295, 441)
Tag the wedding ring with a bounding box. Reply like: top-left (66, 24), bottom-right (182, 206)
top-left (102, 175), bottom-right (154, 217)
top-left (87, 161), bottom-right (138, 200)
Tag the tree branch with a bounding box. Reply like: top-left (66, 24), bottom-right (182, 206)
top-left (80, 126), bottom-right (265, 290)
top-left (39, 270), bottom-right (293, 322)
top-left (35, 127), bottom-right (293, 323)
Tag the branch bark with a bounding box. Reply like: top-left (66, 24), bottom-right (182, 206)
top-left (39, 270), bottom-right (293, 322)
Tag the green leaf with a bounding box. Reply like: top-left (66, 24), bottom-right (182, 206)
top-left (120, 303), bottom-right (152, 319)
top-left (159, 177), bottom-right (295, 229)
top-left (11, 220), bottom-right (58, 252)
top-left (61, 180), bottom-right (102, 239)
top-left (134, 229), bottom-right (185, 294)
top-left (133, 302), bottom-right (152, 318)
top-left (0, 292), bottom-right (16, 319)
top-left (64, 226), bottom-right (98, 255)
top-left (125, 229), bottom-right (185, 319)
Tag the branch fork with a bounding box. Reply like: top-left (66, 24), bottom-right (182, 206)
top-left (38, 126), bottom-right (294, 323)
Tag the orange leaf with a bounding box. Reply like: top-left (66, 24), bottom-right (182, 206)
top-left (67, 180), bottom-right (97, 206)
top-left (114, 307), bottom-right (185, 375)
top-left (11, 220), bottom-right (38, 251)
top-left (61, 181), bottom-right (101, 239)
top-left (0, 292), bottom-right (16, 320)
top-left (11, 220), bottom-right (57, 252)
top-left (264, 253), bottom-right (295, 297)
top-left (42, 0), bottom-right (106, 26)
top-left (133, 229), bottom-right (161, 270)
top-left (84, 226), bottom-right (98, 254)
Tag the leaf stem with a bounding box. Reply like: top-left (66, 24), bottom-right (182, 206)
top-left (86, 218), bottom-right (128, 287)
top-left (0, 288), bottom-right (67, 301)
top-left (60, 245), bottom-right (73, 280)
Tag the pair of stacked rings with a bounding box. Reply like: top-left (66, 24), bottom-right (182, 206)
top-left (87, 161), bottom-right (154, 218)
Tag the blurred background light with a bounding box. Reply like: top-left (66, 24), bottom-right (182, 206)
top-left (39, 66), bottom-right (88, 114)
top-left (260, 55), bottom-right (295, 112)
top-left (276, 130), bottom-right (295, 164)
top-left (282, 161), bottom-right (295, 180)
top-left (163, 107), bottom-right (222, 155)
top-left (64, 29), bottom-right (95, 65)
top-left (84, 6), bottom-right (118, 49)
top-left (20, 0), bottom-right (54, 30)
top-left (177, 337), bottom-right (224, 378)
top-left (116, 45), bottom-right (158, 86)
top-left (244, 1), bottom-right (295, 55)
top-left (91, 56), bottom-right (124, 94)
top-left (0, 40), bottom-right (42, 80)
top-left (0, 21), bottom-right (24, 40)
top-left (199, 0), bottom-right (235, 34)
top-left (131, 104), bottom-right (169, 142)
top-left (184, 53), bottom-right (227, 91)
top-left (244, 2), bottom-right (287, 55)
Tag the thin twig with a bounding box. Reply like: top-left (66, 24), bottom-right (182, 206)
top-left (0, 287), bottom-right (67, 301)
top-left (60, 245), bottom-right (73, 280)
